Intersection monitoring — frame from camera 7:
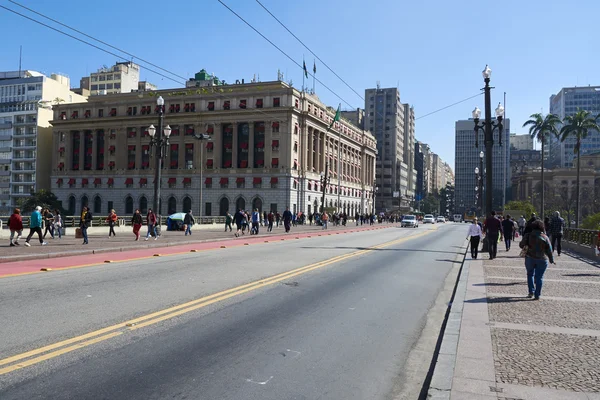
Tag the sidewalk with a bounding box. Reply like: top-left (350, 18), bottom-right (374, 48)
top-left (429, 242), bottom-right (600, 399)
top-left (0, 222), bottom-right (394, 264)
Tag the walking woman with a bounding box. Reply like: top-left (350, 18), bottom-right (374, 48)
top-left (8, 208), bottom-right (23, 246)
top-left (106, 209), bottom-right (118, 238)
top-left (80, 206), bottom-right (92, 245)
top-left (467, 217), bottom-right (483, 259)
top-left (519, 220), bottom-right (555, 300)
top-left (131, 209), bottom-right (143, 241)
top-left (53, 209), bottom-right (63, 239)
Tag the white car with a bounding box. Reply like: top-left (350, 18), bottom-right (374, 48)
top-left (401, 215), bottom-right (419, 228)
top-left (436, 216), bottom-right (446, 223)
top-left (423, 214), bottom-right (435, 224)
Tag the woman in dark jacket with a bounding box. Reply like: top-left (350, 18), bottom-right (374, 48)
top-left (131, 209), bottom-right (143, 241)
top-left (519, 220), bottom-right (555, 300)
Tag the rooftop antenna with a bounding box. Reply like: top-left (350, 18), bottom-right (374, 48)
top-left (376, 80), bottom-right (380, 91)
top-left (18, 45), bottom-right (22, 75)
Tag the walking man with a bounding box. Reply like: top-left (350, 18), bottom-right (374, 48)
top-left (24, 206), bottom-right (46, 246)
top-left (483, 210), bottom-right (501, 259)
top-left (282, 207), bottom-right (293, 233)
top-left (251, 208), bottom-right (260, 235)
top-left (518, 215), bottom-right (526, 236)
top-left (80, 206), bottom-right (92, 245)
top-left (267, 210), bottom-right (274, 232)
top-left (184, 210), bottom-right (195, 236)
top-left (467, 217), bottom-right (483, 259)
top-left (106, 209), bottom-right (118, 238)
top-left (501, 214), bottom-right (515, 251)
top-left (225, 212), bottom-right (233, 232)
top-left (549, 211), bottom-right (564, 256)
top-left (42, 208), bottom-right (55, 239)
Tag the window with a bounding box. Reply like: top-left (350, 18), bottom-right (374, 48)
top-left (223, 101), bottom-right (230, 110)
top-left (256, 99), bottom-right (263, 108)
top-left (207, 101), bottom-right (214, 111)
top-left (273, 97), bottom-right (280, 107)
top-left (98, 109), bottom-right (104, 117)
top-left (295, 99), bottom-right (299, 108)
top-left (205, 202), bottom-right (212, 216)
top-left (239, 99), bottom-right (247, 109)
top-left (114, 83), bottom-right (121, 90)
top-left (236, 178), bottom-right (245, 188)
top-left (91, 84), bottom-right (98, 91)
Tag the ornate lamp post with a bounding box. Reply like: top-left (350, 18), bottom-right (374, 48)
top-left (320, 162), bottom-right (330, 213)
top-left (193, 132), bottom-right (212, 222)
top-left (475, 150), bottom-right (484, 216)
top-left (472, 65), bottom-right (504, 215)
top-left (148, 96), bottom-right (171, 227)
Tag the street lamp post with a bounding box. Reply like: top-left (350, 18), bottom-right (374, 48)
top-left (193, 132), bottom-right (212, 222)
top-left (320, 161), bottom-right (330, 213)
top-left (475, 151), bottom-right (484, 216)
top-left (473, 65), bottom-right (504, 215)
top-left (147, 96), bottom-right (171, 232)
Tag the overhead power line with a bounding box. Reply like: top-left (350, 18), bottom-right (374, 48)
top-left (416, 93), bottom-right (483, 120)
top-left (255, 0), bottom-right (364, 102)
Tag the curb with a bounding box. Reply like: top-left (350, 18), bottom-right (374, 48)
top-left (425, 239), bottom-right (470, 399)
top-left (0, 224), bottom-right (399, 264)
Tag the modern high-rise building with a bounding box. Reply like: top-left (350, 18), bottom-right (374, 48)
top-left (549, 86), bottom-right (600, 168)
top-left (364, 86), bottom-right (415, 212)
top-left (0, 70), bottom-right (86, 212)
top-left (454, 118), bottom-right (510, 214)
top-left (79, 61), bottom-right (141, 96)
top-left (414, 140), bottom-right (431, 201)
top-left (341, 108), bottom-right (365, 130)
top-left (510, 133), bottom-right (533, 150)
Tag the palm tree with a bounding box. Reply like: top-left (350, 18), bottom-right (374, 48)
top-left (522, 113), bottom-right (560, 219)
top-left (560, 110), bottom-right (600, 228)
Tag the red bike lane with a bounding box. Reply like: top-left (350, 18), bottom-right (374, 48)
top-left (0, 225), bottom-right (392, 279)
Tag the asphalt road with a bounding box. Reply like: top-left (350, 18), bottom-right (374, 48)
top-left (0, 223), bottom-right (468, 400)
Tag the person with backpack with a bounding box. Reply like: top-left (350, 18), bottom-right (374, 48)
top-left (519, 219), bottom-right (555, 300)
top-left (80, 206), bottom-right (92, 245)
top-left (106, 209), bottom-right (118, 238)
top-left (184, 210), bottom-right (195, 236)
top-left (8, 208), bottom-right (24, 247)
top-left (251, 208), bottom-right (260, 235)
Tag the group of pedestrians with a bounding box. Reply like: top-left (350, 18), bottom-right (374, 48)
top-left (230, 207), bottom-right (295, 237)
top-left (467, 210), bottom-right (563, 301)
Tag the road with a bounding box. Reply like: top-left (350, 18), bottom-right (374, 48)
top-left (0, 223), bottom-right (467, 400)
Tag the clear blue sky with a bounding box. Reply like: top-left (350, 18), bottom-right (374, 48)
top-left (1, 0), bottom-right (598, 169)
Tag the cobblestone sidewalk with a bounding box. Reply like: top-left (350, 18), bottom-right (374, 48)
top-left (440, 242), bottom-right (600, 399)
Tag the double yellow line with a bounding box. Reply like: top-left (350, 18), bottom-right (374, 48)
top-left (0, 229), bottom-right (433, 376)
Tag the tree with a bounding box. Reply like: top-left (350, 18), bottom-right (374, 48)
top-left (581, 212), bottom-right (600, 230)
top-left (522, 113), bottom-right (561, 219)
top-left (560, 110), bottom-right (600, 227)
top-left (17, 190), bottom-right (66, 214)
top-left (504, 200), bottom-right (536, 218)
top-left (421, 194), bottom-right (440, 214)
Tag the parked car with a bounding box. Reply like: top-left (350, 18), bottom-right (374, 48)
top-left (423, 214), bottom-right (435, 224)
top-left (436, 216), bottom-right (446, 223)
top-left (401, 215), bottom-right (419, 228)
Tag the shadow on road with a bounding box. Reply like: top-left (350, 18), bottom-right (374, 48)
top-left (299, 247), bottom-right (459, 255)
top-left (435, 259), bottom-right (462, 263)
top-left (473, 282), bottom-right (525, 287)
top-left (562, 273), bottom-right (600, 277)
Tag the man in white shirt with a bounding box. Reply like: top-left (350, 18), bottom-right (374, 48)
top-left (467, 217), bottom-right (483, 259)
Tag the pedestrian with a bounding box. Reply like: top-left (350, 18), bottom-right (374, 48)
top-left (267, 210), bottom-right (274, 232)
top-left (519, 219), bottom-right (555, 300)
top-left (282, 207), bottom-right (293, 233)
top-left (24, 206), bottom-right (46, 246)
top-left (308, 212), bottom-right (313, 225)
top-left (145, 209), bottom-right (158, 241)
top-left (518, 215), bottom-right (526, 236)
top-left (225, 212), bottom-right (233, 232)
top-left (523, 213), bottom-right (538, 235)
top-left (131, 209), bottom-right (143, 240)
top-left (184, 210), bottom-right (195, 236)
top-left (251, 208), bottom-right (260, 235)
top-left (8, 207), bottom-right (23, 246)
top-left (511, 217), bottom-right (518, 241)
top-left (106, 209), bottom-right (118, 238)
top-left (275, 212), bottom-right (281, 228)
top-left (54, 209), bottom-right (63, 239)
top-left (234, 209), bottom-right (245, 237)
top-left (42, 208), bottom-right (55, 239)
top-left (321, 211), bottom-right (329, 230)
top-left (467, 217), bottom-right (483, 259)
top-left (549, 211), bottom-right (564, 256)
top-left (355, 212), bottom-right (360, 226)
top-left (263, 211), bottom-right (268, 227)
top-left (501, 214), bottom-right (515, 251)
top-left (80, 206), bottom-right (92, 245)
top-left (483, 210), bottom-right (501, 259)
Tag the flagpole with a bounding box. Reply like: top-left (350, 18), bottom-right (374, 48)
top-left (302, 55), bottom-right (305, 92)
top-left (312, 59), bottom-right (316, 94)
top-left (337, 104), bottom-right (341, 215)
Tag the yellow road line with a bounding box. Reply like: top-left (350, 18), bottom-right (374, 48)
top-left (0, 228), bottom-right (435, 375)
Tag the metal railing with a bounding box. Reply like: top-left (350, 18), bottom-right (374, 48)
top-left (0, 215), bottom-right (226, 228)
top-left (564, 228), bottom-right (598, 247)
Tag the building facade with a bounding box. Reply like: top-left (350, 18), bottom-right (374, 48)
top-left (0, 70), bottom-right (86, 212)
top-left (50, 80), bottom-right (377, 218)
top-left (454, 118), bottom-right (511, 214)
top-left (549, 86), bottom-right (600, 168)
top-left (364, 86), bottom-right (415, 212)
top-left (340, 108), bottom-right (365, 130)
top-left (79, 62), bottom-right (141, 96)
top-left (414, 141), bottom-right (432, 201)
top-left (511, 149), bottom-right (541, 174)
top-left (510, 133), bottom-right (533, 150)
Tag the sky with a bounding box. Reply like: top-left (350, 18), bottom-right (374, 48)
top-left (1, 0), bottom-right (599, 169)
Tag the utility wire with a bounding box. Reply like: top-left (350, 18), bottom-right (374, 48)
top-left (416, 93), bottom-right (483, 120)
top-left (0, 5), bottom-right (186, 86)
top-left (8, 0), bottom-right (189, 82)
top-left (255, 0), bottom-right (364, 102)
top-left (217, 0), bottom-right (356, 110)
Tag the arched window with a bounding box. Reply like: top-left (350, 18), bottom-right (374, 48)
top-left (81, 195), bottom-right (89, 210)
top-left (93, 195), bottom-right (101, 214)
top-left (125, 196), bottom-right (134, 214)
top-left (68, 195), bottom-right (76, 215)
top-left (139, 196), bottom-right (148, 214)
top-left (252, 197), bottom-right (263, 212)
top-left (236, 197), bottom-right (246, 211)
top-left (219, 197), bottom-right (230, 216)
top-left (168, 196), bottom-right (177, 215)
top-left (183, 196), bottom-right (192, 213)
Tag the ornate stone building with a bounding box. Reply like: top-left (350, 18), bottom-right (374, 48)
top-left (50, 80), bottom-right (377, 217)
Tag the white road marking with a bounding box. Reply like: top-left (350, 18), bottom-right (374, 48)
top-left (246, 376), bottom-right (274, 385)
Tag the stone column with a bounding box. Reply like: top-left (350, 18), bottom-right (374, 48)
top-left (232, 122), bottom-right (238, 169)
top-left (213, 122), bottom-right (221, 169)
top-left (248, 121), bottom-right (255, 169)
top-left (307, 129), bottom-right (313, 172)
top-left (91, 130), bottom-right (98, 170)
top-left (320, 132), bottom-right (326, 172)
